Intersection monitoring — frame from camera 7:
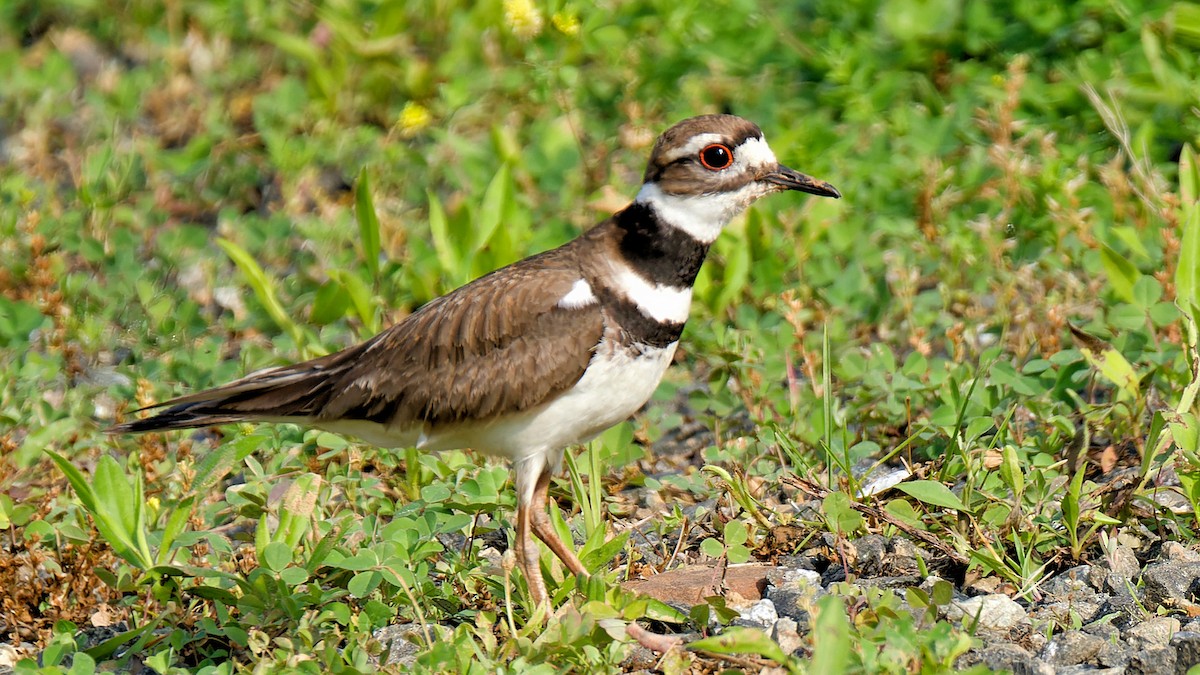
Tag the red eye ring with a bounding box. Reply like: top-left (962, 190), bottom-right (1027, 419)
top-left (698, 144), bottom-right (734, 170)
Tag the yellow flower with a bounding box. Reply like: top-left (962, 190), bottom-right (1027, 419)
top-left (504, 0), bottom-right (544, 40)
top-left (397, 102), bottom-right (431, 137)
top-left (552, 11), bottom-right (579, 37)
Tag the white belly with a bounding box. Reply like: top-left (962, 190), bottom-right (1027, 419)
top-left (314, 340), bottom-right (678, 463)
top-left (427, 340), bottom-right (678, 458)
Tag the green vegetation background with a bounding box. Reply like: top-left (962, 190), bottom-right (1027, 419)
top-left (1, 0), bottom-right (1199, 672)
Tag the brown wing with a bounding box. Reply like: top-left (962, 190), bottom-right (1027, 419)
top-left (109, 246), bottom-right (604, 433)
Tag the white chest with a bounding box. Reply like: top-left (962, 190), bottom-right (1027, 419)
top-left (429, 340), bottom-right (678, 460)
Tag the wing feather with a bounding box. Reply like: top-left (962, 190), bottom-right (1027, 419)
top-left (110, 244), bottom-right (604, 434)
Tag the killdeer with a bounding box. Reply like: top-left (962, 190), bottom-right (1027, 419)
top-left (110, 114), bottom-right (839, 612)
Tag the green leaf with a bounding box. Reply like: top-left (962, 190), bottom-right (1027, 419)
top-left (274, 473), bottom-right (319, 547)
top-left (216, 238), bottom-right (304, 349)
top-left (279, 566), bottom-right (309, 586)
top-left (727, 543), bottom-right (752, 564)
top-left (1132, 275), bottom-right (1163, 309)
top-left (355, 167), bottom-right (382, 282)
top-left (999, 444), bottom-right (1024, 498)
top-left (310, 280), bottom-right (352, 325)
top-left (1171, 412), bottom-right (1199, 455)
top-left (712, 226), bottom-right (752, 313)
top-left (472, 163), bottom-right (511, 254)
top-left (724, 520), bottom-right (748, 547)
top-left (157, 496), bottom-right (196, 565)
top-left (688, 627), bottom-right (791, 666)
top-left (700, 538), bottom-right (725, 558)
top-left (348, 570), bottom-right (382, 597)
top-left (260, 541), bottom-right (293, 572)
top-left (1178, 145), bottom-right (1200, 328)
top-left (1070, 325), bottom-right (1140, 400)
top-left (1099, 243), bottom-right (1139, 304)
top-left (426, 190), bottom-right (460, 281)
top-left (810, 595), bottom-right (851, 674)
top-left (1061, 480), bottom-right (1080, 528)
top-left (420, 484), bottom-right (451, 503)
top-left (821, 491), bottom-right (865, 534)
top-left (91, 456), bottom-right (153, 569)
top-left (46, 451), bottom-right (98, 514)
top-left (330, 550), bottom-right (378, 571)
top-left (329, 269), bottom-right (379, 334)
top-left (1171, 2), bottom-right (1200, 46)
top-left (305, 526), bottom-right (342, 573)
top-left (884, 499), bottom-right (924, 529)
top-left (193, 436), bottom-right (256, 493)
top-left (897, 480), bottom-right (967, 511)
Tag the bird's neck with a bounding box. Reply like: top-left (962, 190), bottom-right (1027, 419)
top-left (616, 189), bottom-right (717, 290)
top-left (634, 182), bottom-right (740, 245)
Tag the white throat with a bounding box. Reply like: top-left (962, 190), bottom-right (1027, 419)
top-left (635, 181), bottom-right (768, 244)
top-left (633, 183), bottom-right (727, 244)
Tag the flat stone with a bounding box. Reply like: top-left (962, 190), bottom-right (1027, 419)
top-left (1042, 566), bottom-right (1094, 597)
top-left (1142, 562), bottom-right (1200, 609)
top-left (1161, 542), bottom-right (1200, 563)
top-left (1126, 644), bottom-right (1177, 675)
top-left (945, 594), bottom-right (1028, 630)
top-left (372, 623), bottom-right (423, 668)
top-left (764, 566), bottom-right (822, 627)
top-left (966, 643), bottom-right (1054, 675)
top-left (1124, 616), bottom-right (1180, 650)
top-left (1042, 630), bottom-right (1106, 666)
top-left (1171, 631), bottom-right (1200, 672)
top-left (772, 617), bottom-right (805, 656)
top-left (1030, 600), bottom-right (1103, 627)
top-left (623, 563), bottom-right (770, 607)
top-left (733, 598), bottom-right (778, 628)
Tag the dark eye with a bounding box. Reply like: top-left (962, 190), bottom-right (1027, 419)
top-left (698, 144), bottom-right (733, 170)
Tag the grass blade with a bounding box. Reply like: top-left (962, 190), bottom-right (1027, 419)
top-left (215, 237), bottom-right (306, 352)
top-left (355, 167), bottom-right (382, 283)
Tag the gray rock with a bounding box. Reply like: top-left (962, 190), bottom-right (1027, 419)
top-left (1030, 599), bottom-right (1103, 627)
top-left (1096, 639), bottom-right (1129, 669)
top-left (1126, 644), bottom-right (1177, 675)
top-left (968, 643), bottom-right (1054, 675)
top-left (852, 533), bottom-right (889, 575)
top-left (1055, 667), bottom-right (1123, 675)
top-left (1143, 562), bottom-right (1200, 609)
top-left (856, 575), bottom-right (922, 590)
top-left (1160, 542), bottom-right (1200, 563)
top-left (1171, 631), bottom-right (1200, 672)
top-left (765, 566), bottom-right (821, 629)
top-left (1042, 566), bottom-right (1095, 597)
top-left (1096, 569), bottom-right (1141, 597)
top-left (372, 623), bottom-right (423, 668)
top-left (1099, 584), bottom-right (1144, 628)
top-left (1042, 630), bottom-right (1106, 666)
top-left (734, 598), bottom-right (779, 628)
top-left (1125, 616), bottom-right (1180, 650)
top-left (945, 594), bottom-right (1028, 630)
top-left (772, 617), bottom-right (805, 656)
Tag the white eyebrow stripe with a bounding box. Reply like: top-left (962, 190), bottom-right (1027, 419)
top-left (659, 134), bottom-right (777, 170)
top-left (557, 279), bottom-right (598, 309)
top-left (659, 133), bottom-right (728, 164)
top-left (611, 262), bottom-right (693, 323)
top-left (735, 136), bottom-right (778, 168)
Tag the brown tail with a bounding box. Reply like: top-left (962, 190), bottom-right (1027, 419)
top-left (107, 352), bottom-right (352, 435)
